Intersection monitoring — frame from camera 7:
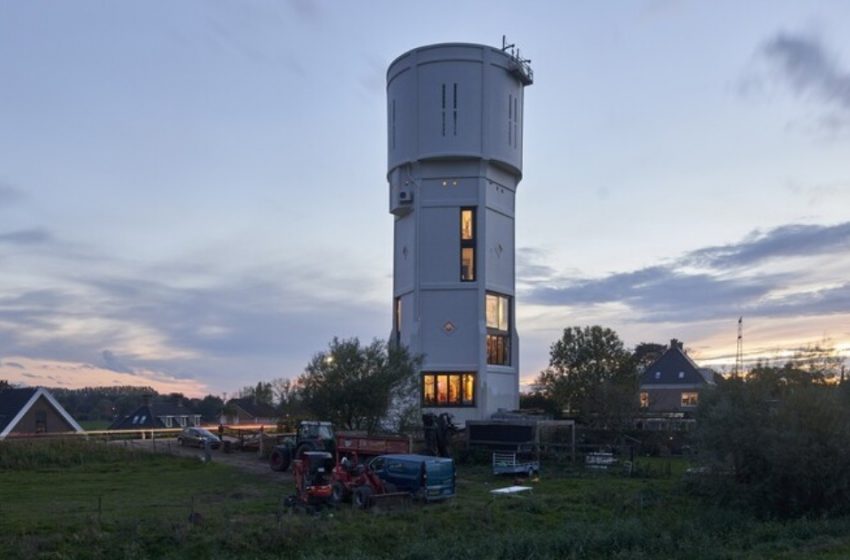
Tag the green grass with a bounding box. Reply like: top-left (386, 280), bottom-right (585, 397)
top-left (78, 420), bottom-right (112, 431)
top-left (1, 442), bottom-right (849, 559)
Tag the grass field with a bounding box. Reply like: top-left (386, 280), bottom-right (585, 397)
top-left (1, 440), bottom-right (849, 559)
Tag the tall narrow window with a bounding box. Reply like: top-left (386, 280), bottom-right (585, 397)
top-left (486, 292), bottom-right (511, 365)
top-left (394, 297), bottom-right (402, 346)
top-left (391, 99), bottom-right (396, 149)
top-left (508, 94), bottom-right (513, 146)
top-left (460, 207), bottom-right (475, 281)
top-left (452, 82), bottom-right (458, 136)
top-left (441, 84), bottom-right (446, 136)
top-left (422, 373), bottom-right (476, 407)
top-left (513, 96), bottom-right (518, 149)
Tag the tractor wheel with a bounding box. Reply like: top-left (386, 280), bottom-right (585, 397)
top-left (352, 485), bottom-right (374, 510)
top-left (270, 447), bottom-right (291, 472)
top-left (330, 481), bottom-right (347, 505)
top-left (294, 442), bottom-right (315, 459)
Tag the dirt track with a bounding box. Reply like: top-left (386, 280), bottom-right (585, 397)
top-left (118, 437), bottom-right (293, 482)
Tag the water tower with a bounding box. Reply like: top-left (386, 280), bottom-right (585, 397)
top-left (387, 41), bottom-right (533, 424)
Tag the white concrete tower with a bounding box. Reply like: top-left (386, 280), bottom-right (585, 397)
top-left (387, 42), bottom-right (532, 424)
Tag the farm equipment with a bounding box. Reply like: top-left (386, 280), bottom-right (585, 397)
top-left (492, 452), bottom-right (539, 477)
top-left (270, 421), bottom-right (335, 472)
top-left (270, 420), bottom-right (412, 473)
top-left (285, 451), bottom-right (336, 511)
top-left (330, 456), bottom-right (410, 509)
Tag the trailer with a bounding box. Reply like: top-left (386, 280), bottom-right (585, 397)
top-left (336, 432), bottom-right (411, 459)
top-left (492, 452), bottom-right (539, 477)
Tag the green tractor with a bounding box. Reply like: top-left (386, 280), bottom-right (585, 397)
top-left (269, 421), bottom-right (335, 472)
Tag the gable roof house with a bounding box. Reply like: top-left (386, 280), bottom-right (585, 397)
top-left (221, 397), bottom-right (278, 426)
top-left (109, 395), bottom-right (201, 430)
top-left (0, 387), bottom-right (84, 439)
top-left (637, 339), bottom-right (718, 431)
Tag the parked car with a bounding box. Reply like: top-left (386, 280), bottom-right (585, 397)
top-left (367, 454), bottom-right (455, 502)
top-left (177, 427), bottom-right (221, 449)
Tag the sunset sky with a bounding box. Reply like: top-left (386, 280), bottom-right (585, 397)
top-left (1, 0), bottom-right (849, 397)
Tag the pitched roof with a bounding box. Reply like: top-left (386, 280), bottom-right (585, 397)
top-left (640, 339), bottom-right (712, 387)
top-left (229, 397), bottom-right (277, 418)
top-left (0, 387), bottom-right (84, 438)
top-left (108, 400), bottom-right (199, 430)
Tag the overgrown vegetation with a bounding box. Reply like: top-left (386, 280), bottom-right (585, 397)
top-left (693, 366), bottom-right (850, 518)
top-left (3, 440), bottom-right (850, 559)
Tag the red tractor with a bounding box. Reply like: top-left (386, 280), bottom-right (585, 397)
top-left (330, 455), bottom-right (405, 509)
top-left (285, 451), bottom-right (336, 512)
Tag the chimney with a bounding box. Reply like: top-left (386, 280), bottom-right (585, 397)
top-left (670, 339), bottom-right (683, 350)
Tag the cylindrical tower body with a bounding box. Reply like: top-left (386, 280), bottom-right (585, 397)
top-left (387, 43), bottom-right (532, 425)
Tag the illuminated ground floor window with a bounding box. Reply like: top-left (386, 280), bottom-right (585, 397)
top-left (422, 372), bottom-right (476, 407)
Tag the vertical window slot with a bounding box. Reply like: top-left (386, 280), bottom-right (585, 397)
top-left (452, 82), bottom-right (458, 136)
top-left (460, 207), bottom-right (476, 282)
top-left (441, 84), bottom-right (446, 136)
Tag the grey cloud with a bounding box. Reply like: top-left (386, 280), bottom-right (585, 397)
top-left (0, 228), bottom-right (52, 245)
top-left (762, 32), bottom-right (850, 112)
top-left (529, 266), bottom-right (780, 322)
top-left (20, 372), bottom-right (38, 379)
top-left (0, 182), bottom-right (23, 206)
top-left (101, 350), bottom-right (134, 374)
top-left (525, 220), bottom-right (850, 323)
top-left (687, 222), bottom-right (850, 269)
top-left (3, 362), bottom-right (25, 369)
top-left (517, 247), bottom-right (559, 283)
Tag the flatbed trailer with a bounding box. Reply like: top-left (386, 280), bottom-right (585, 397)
top-left (492, 452), bottom-right (539, 476)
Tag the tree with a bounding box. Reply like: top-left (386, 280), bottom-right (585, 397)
top-left (534, 325), bottom-right (634, 425)
top-left (197, 394), bottom-right (224, 422)
top-left (632, 342), bottom-right (666, 373)
top-left (297, 337), bottom-right (420, 432)
top-left (694, 377), bottom-right (850, 518)
top-left (239, 382), bottom-right (274, 406)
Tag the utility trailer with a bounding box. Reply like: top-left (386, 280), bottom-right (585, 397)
top-left (492, 452), bottom-right (539, 477)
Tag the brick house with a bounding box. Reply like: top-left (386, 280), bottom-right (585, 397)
top-left (637, 339), bottom-right (718, 430)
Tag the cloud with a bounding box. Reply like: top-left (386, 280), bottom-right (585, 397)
top-left (761, 32), bottom-right (850, 112)
top-left (524, 221), bottom-right (850, 323)
top-left (0, 182), bottom-right (24, 206)
top-left (0, 228), bottom-right (52, 245)
top-left (2, 361), bottom-right (25, 369)
top-left (686, 222), bottom-right (850, 269)
top-left (101, 350), bottom-right (134, 373)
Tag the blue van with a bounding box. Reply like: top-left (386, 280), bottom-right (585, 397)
top-left (368, 454), bottom-right (456, 502)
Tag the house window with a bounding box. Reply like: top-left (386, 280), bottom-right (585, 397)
top-left (35, 410), bottom-right (47, 433)
top-left (654, 371), bottom-right (661, 380)
top-left (486, 292), bottom-right (510, 365)
top-left (178, 416), bottom-right (187, 427)
top-left (460, 208), bottom-right (476, 281)
top-left (681, 392), bottom-right (699, 407)
top-left (441, 84), bottom-right (446, 136)
top-left (422, 373), bottom-right (475, 407)
top-left (678, 371), bottom-right (685, 379)
top-left (394, 297), bottom-right (402, 346)
top-left (193, 415), bottom-right (201, 427)
top-left (639, 392), bottom-right (649, 409)
top-left (164, 416), bottom-right (173, 428)
top-left (139, 415), bottom-right (147, 424)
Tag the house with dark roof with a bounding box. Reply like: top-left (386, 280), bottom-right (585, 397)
top-left (221, 397), bottom-right (278, 426)
top-left (109, 396), bottom-right (201, 430)
top-left (0, 387), bottom-right (84, 439)
top-left (637, 339), bottom-right (718, 430)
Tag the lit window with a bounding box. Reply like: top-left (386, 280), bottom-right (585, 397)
top-left (486, 292), bottom-right (511, 365)
top-left (460, 207), bottom-right (476, 282)
top-left (422, 373), bottom-right (476, 407)
top-left (681, 392), bottom-right (699, 407)
top-left (640, 392), bottom-right (649, 408)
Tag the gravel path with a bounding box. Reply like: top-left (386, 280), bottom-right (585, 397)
top-left (117, 437), bottom-right (293, 482)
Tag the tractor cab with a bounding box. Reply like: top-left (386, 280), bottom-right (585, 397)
top-left (292, 451), bottom-right (335, 507)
